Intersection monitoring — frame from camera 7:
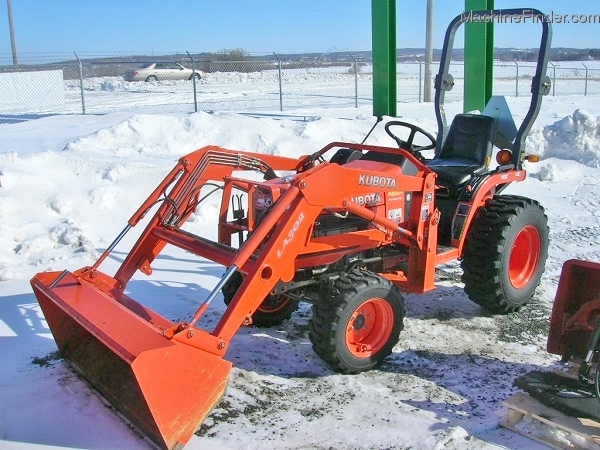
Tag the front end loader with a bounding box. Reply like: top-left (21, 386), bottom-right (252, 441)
top-left (31, 9), bottom-right (552, 449)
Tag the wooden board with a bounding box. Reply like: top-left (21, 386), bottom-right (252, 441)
top-left (501, 392), bottom-right (600, 449)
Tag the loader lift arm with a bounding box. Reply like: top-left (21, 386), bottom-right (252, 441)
top-left (110, 142), bottom-right (436, 341)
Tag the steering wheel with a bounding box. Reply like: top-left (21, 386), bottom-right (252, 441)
top-left (384, 121), bottom-right (437, 156)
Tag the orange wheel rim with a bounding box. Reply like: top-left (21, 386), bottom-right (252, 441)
top-left (509, 225), bottom-right (541, 289)
top-left (345, 298), bottom-right (394, 358)
top-left (258, 295), bottom-right (291, 314)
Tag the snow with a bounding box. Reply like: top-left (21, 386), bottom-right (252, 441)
top-left (542, 109), bottom-right (600, 167)
top-left (1, 78), bottom-right (600, 450)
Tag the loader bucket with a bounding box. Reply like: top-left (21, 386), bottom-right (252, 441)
top-left (31, 271), bottom-right (232, 450)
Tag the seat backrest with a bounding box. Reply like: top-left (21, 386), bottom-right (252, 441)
top-left (437, 114), bottom-right (495, 165)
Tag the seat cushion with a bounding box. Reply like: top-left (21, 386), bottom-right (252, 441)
top-left (432, 165), bottom-right (478, 187)
top-left (426, 158), bottom-right (486, 192)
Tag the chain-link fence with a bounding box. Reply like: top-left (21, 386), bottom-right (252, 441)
top-left (195, 58), bottom-right (373, 112)
top-left (1, 55), bottom-right (600, 124)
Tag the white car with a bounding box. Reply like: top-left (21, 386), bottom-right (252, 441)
top-left (124, 62), bottom-right (203, 82)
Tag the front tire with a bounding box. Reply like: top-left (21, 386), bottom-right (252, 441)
top-left (309, 269), bottom-right (405, 374)
top-left (461, 195), bottom-right (549, 313)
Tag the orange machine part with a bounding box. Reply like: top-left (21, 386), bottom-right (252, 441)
top-left (31, 271), bottom-right (232, 450)
top-left (547, 259), bottom-right (600, 359)
top-left (28, 142), bottom-right (529, 448)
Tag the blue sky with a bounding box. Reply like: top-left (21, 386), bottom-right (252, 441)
top-left (0, 0), bottom-right (598, 59)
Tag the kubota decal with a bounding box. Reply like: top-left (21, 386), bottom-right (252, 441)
top-left (358, 174), bottom-right (397, 189)
top-left (277, 212), bottom-right (305, 258)
top-left (351, 193), bottom-right (382, 206)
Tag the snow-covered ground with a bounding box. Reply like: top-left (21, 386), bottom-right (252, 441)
top-left (1, 88), bottom-right (600, 450)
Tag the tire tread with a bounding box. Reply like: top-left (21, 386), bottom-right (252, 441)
top-left (461, 195), bottom-right (549, 313)
top-left (309, 269), bottom-right (404, 373)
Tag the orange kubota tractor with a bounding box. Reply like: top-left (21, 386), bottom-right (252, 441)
top-left (31, 9), bottom-right (552, 450)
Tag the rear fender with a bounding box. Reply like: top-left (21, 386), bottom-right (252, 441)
top-left (453, 169), bottom-right (527, 253)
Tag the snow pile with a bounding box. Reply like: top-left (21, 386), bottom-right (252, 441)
top-left (542, 109), bottom-right (600, 168)
top-left (537, 162), bottom-right (557, 181)
top-left (0, 218), bottom-right (97, 282)
top-left (0, 111), bottom-right (388, 283)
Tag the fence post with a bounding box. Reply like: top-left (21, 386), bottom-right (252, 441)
top-left (513, 60), bottom-right (519, 97)
top-left (274, 53), bottom-right (283, 111)
top-left (350, 54), bottom-right (358, 108)
top-left (187, 51), bottom-right (198, 112)
top-left (548, 61), bottom-right (556, 96)
top-left (417, 56), bottom-right (422, 103)
top-left (583, 62), bottom-right (589, 96)
top-left (74, 52), bottom-right (86, 115)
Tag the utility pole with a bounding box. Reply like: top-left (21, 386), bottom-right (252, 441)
top-left (424, 0), bottom-right (434, 102)
top-left (7, 0), bottom-right (18, 70)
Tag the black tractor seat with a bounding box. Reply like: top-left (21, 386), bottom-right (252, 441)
top-left (426, 158), bottom-right (487, 187)
top-left (426, 113), bottom-right (496, 195)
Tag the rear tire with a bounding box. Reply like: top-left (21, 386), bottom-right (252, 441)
top-left (222, 271), bottom-right (298, 327)
top-left (309, 269), bottom-right (404, 374)
top-left (461, 195), bottom-right (549, 313)
top-left (190, 73), bottom-right (201, 80)
top-left (145, 75), bottom-right (158, 82)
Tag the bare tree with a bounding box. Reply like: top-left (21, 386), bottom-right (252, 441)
top-left (215, 48), bottom-right (250, 61)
